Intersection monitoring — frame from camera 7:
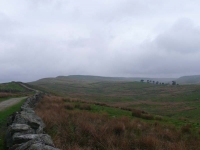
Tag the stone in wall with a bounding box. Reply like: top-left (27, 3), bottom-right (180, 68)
top-left (5, 93), bottom-right (60, 150)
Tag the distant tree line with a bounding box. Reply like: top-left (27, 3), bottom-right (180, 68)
top-left (140, 79), bottom-right (178, 85)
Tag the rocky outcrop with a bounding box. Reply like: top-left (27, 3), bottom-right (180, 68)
top-left (6, 92), bottom-right (60, 150)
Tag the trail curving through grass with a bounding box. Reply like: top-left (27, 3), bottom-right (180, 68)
top-left (0, 97), bottom-right (27, 111)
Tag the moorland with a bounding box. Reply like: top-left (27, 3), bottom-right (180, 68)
top-left (1, 75), bottom-right (200, 149)
top-left (29, 75), bottom-right (200, 149)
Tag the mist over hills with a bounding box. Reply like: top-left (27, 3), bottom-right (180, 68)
top-left (176, 75), bottom-right (200, 84)
top-left (28, 74), bottom-right (200, 85)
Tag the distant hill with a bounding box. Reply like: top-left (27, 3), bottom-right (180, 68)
top-left (0, 82), bottom-right (30, 92)
top-left (176, 75), bottom-right (200, 84)
top-left (30, 75), bottom-right (176, 84)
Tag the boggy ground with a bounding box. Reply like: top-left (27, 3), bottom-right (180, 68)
top-left (35, 95), bottom-right (200, 150)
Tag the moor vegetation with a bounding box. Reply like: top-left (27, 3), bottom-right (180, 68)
top-left (30, 77), bottom-right (200, 126)
top-left (0, 92), bottom-right (18, 99)
top-left (0, 82), bottom-right (32, 102)
top-left (36, 95), bottom-right (200, 150)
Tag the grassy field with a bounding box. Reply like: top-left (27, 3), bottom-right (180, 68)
top-left (0, 82), bottom-right (32, 102)
top-left (0, 98), bottom-right (26, 149)
top-left (30, 76), bottom-right (200, 149)
top-left (0, 82), bottom-right (28, 92)
top-left (30, 78), bottom-right (200, 124)
top-left (36, 95), bottom-right (200, 150)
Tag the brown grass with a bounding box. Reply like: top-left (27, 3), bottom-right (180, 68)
top-left (0, 92), bottom-right (17, 98)
top-left (64, 103), bottom-right (74, 110)
top-left (181, 124), bottom-right (192, 133)
top-left (178, 117), bottom-right (188, 122)
top-left (0, 92), bottom-right (22, 98)
top-left (79, 104), bottom-right (92, 110)
top-left (131, 109), bottom-right (155, 120)
top-left (63, 97), bottom-right (159, 120)
top-left (35, 95), bottom-right (200, 150)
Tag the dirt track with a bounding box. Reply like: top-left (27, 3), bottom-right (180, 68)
top-left (0, 97), bottom-right (27, 111)
top-left (20, 84), bottom-right (39, 92)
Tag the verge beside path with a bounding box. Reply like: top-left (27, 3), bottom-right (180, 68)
top-left (0, 97), bottom-right (27, 111)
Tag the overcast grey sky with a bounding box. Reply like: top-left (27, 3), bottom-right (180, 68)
top-left (1, 0), bottom-right (200, 82)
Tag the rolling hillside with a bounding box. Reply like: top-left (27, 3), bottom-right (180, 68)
top-left (29, 75), bottom-right (200, 123)
top-left (30, 75), bottom-right (176, 84)
top-left (176, 75), bottom-right (200, 84)
top-left (30, 75), bottom-right (200, 149)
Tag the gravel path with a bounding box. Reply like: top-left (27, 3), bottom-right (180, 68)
top-left (20, 84), bottom-right (39, 92)
top-left (0, 97), bottom-right (27, 111)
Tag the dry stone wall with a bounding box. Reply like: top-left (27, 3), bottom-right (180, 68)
top-left (5, 92), bottom-right (60, 150)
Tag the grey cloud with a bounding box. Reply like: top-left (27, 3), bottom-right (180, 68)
top-left (130, 19), bottom-right (200, 76)
top-left (99, 19), bottom-right (200, 78)
top-left (155, 19), bottom-right (200, 53)
top-left (0, 13), bottom-right (18, 38)
top-left (1, 1), bottom-right (200, 82)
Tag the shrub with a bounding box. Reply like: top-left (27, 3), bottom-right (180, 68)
top-left (132, 109), bottom-right (143, 117)
top-left (141, 114), bottom-right (154, 120)
top-left (64, 104), bottom-right (74, 110)
top-left (181, 124), bottom-right (192, 133)
top-left (75, 104), bottom-right (80, 108)
top-left (132, 109), bottom-right (148, 118)
top-left (62, 98), bottom-right (71, 102)
top-left (79, 104), bottom-right (91, 110)
top-left (112, 122), bottom-right (125, 136)
top-left (137, 136), bottom-right (159, 150)
top-left (179, 117), bottom-right (188, 121)
top-left (198, 129), bottom-right (200, 135)
top-left (155, 116), bottom-right (163, 121)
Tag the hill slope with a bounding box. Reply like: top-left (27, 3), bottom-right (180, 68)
top-left (29, 75), bottom-right (200, 122)
top-left (176, 75), bottom-right (200, 84)
top-left (30, 75), bottom-right (175, 84)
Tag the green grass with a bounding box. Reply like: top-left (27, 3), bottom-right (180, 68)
top-left (66, 101), bottom-right (132, 118)
top-left (30, 81), bottom-right (200, 103)
top-left (0, 98), bottom-right (26, 149)
top-left (64, 101), bottom-right (197, 131)
top-left (30, 78), bottom-right (200, 130)
top-left (0, 82), bottom-right (27, 92)
top-left (0, 82), bottom-right (33, 103)
top-left (90, 104), bottom-right (132, 117)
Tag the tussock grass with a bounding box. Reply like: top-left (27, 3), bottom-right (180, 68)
top-left (0, 92), bottom-right (17, 98)
top-left (36, 95), bottom-right (200, 150)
